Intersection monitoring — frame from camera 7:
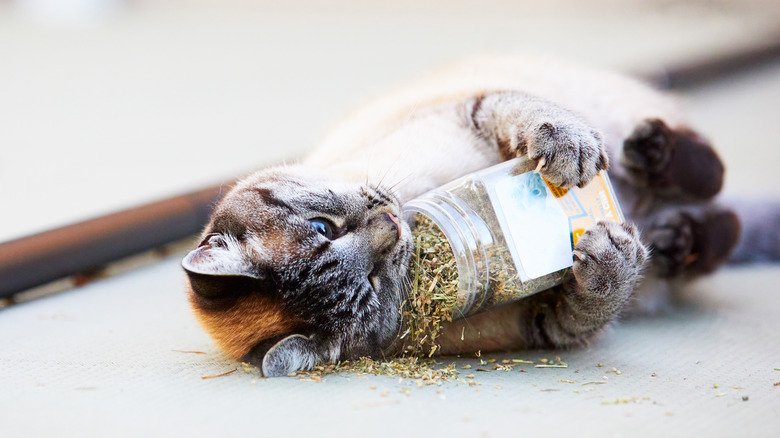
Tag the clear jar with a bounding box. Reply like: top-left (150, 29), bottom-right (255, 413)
top-left (402, 156), bottom-right (624, 319)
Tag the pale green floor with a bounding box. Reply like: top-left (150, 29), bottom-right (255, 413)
top-left (1, 258), bottom-right (779, 437)
top-left (2, 2), bottom-right (780, 437)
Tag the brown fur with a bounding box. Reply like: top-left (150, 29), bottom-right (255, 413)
top-left (437, 303), bottom-right (527, 354)
top-left (655, 128), bottom-right (724, 200)
top-left (188, 288), bottom-right (299, 360)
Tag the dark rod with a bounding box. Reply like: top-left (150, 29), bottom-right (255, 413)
top-left (0, 185), bottom-right (229, 298)
top-left (652, 37), bottom-right (780, 89)
top-left (2, 37), bottom-right (780, 299)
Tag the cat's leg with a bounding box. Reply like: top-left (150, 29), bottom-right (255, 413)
top-left (527, 220), bottom-right (648, 347)
top-left (621, 119), bottom-right (725, 201)
top-left (617, 121), bottom-right (735, 314)
top-left (439, 221), bottom-right (648, 352)
top-left (467, 92), bottom-right (608, 188)
top-left (449, 93), bottom-right (645, 351)
top-left (622, 204), bottom-right (740, 315)
top-left (645, 204), bottom-right (740, 277)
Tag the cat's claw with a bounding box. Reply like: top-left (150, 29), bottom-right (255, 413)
top-left (571, 221), bottom-right (648, 305)
top-left (527, 120), bottom-right (608, 188)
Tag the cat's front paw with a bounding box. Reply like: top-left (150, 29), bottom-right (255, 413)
top-left (528, 119), bottom-right (608, 188)
top-left (571, 221), bottom-right (648, 308)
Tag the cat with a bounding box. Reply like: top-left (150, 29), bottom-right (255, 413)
top-left (182, 55), bottom-right (744, 377)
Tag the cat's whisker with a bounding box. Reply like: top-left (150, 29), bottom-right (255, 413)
top-left (386, 170), bottom-right (413, 190)
top-left (385, 173), bottom-right (414, 200)
top-left (372, 106), bottom-right (421, 189)
top-left (375, 154), bottom-right (402, 189)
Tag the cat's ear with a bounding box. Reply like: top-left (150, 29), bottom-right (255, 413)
top-left (261, 334), bottom-right (322, 377)
top-left (182, 234), bottom-right (263, 298)
top-left (182, 234), bottom-right (260, 278)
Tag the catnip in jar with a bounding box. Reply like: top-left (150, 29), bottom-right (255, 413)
top-left (400, 156), bottom-right (623, 353)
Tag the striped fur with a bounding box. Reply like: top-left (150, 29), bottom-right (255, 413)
top-left (184, 166), bottom-right (413, 374)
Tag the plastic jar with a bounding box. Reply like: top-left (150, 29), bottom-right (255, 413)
top-left (402, 156), bottom-right (624, 319)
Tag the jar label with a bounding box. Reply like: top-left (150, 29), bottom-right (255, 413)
top-left (493, 172), bottom-right (573, 280)
top-left (490, 170), bottom-right (624, 280)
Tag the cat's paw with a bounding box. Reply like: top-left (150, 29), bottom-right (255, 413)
top-left (647, 207), bottom-right (740, 277)
top-left (527, 119), bottom-right (608, 188)
top-left (621, 119), bottom-right (724, 200)
top-left (646, 210), bottom-right (695, 277)
top-left (622, 118), bottom-right (674, 176)
top-left (261, 334), bottom-right (321, 377)
top-left (571, 221), bottom-right (648, 306)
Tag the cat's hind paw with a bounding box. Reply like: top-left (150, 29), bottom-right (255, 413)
top-left (622, 118), bottom-right (674, 177)
top-left (621, 118), bottom-right (724, 200)
top-left (647, 207), bottom-right (740, 277)
top-left (646, 210), bottom-right (695, 277)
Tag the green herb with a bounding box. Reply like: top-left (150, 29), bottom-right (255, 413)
top-left (401, 215), bottom-right (460, 356)
top-left (295, 357), bottom-right (459, 385)
top-left (601, 397), bottom-right (647, 405)
top-left (534, 358), bottom-right (568, 368)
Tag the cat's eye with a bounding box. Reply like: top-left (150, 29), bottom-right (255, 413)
top-left (309, 218), bottom-right (335, 240)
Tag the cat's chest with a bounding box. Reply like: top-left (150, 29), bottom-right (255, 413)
top-left (307, 106), bottom-right (502, 202)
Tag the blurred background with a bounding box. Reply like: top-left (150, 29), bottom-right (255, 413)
top-left (2, 0), bottom-right (779, 244)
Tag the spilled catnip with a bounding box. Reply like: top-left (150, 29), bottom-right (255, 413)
top-left (289, 355), bottom-right (570, 386)
top-left (293, 357), bottom-right (460, 384)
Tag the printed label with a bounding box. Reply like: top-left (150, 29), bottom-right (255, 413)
top-left (491, 171), bottom-right (623, 280)
top-left (493, 173), bottom-right (572, 280)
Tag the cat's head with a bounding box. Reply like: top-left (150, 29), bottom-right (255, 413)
top-left (182, 166), bottom-right (413, 376)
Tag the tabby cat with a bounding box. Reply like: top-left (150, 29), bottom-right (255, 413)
top-left (182, 56), bottom-right (742, 376)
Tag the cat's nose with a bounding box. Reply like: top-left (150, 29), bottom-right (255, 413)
top-left (383, 212), bottom-right (402, 239)
top-left (367, 211), bottom-right (402, 254)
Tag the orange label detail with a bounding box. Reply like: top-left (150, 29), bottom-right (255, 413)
top-left (543, 178), bottom-right (570, 198)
